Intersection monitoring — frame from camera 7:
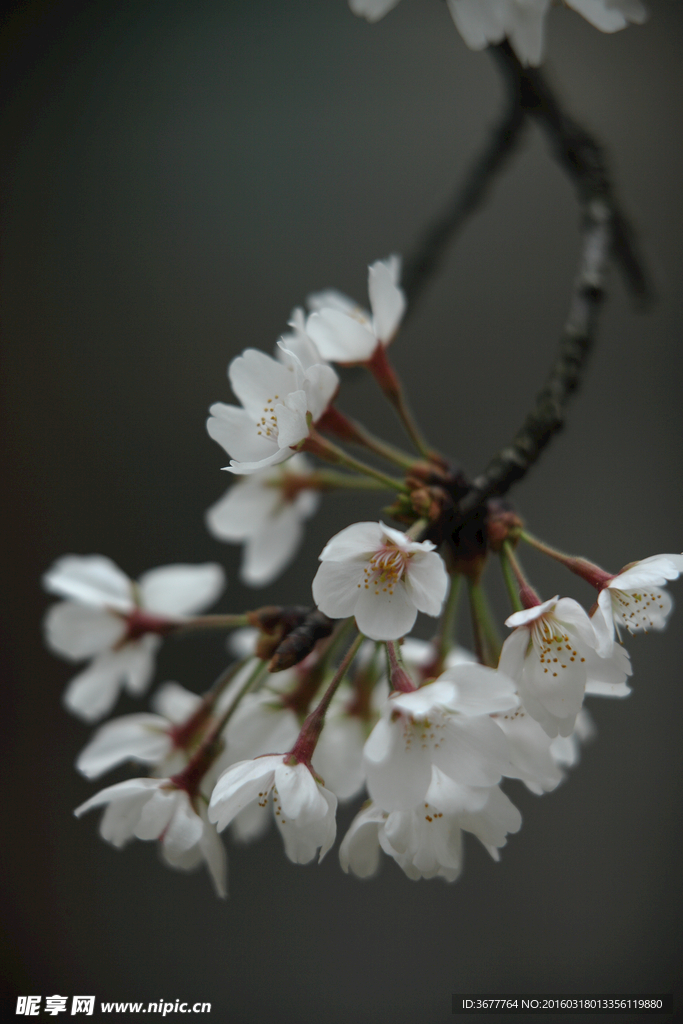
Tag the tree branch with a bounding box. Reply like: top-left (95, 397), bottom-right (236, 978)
top-left (449, 194), bottom-right (609, 535)
top-left (434, 44), bottom-right (654, 546)
top-left (401, 93), bottom-right (526, 316)
top-left (490, 41), bottom-right (652, 305)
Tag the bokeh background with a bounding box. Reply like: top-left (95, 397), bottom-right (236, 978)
top-left (2, 1), bottom-right (682, 1021)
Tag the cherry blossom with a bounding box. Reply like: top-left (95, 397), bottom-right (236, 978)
top-left (340, 781), bottom-right (521, 881)
top-left (74, 777), bottom-right (227, 897)
top-left (75, 678), bottom-right (250, 780)
top-left (43, 556), bottom-right (225, 722)
top-left (350, 0), bottom-right (647, 66)
top-left (208, 755), bottom-right (337, 864)
top-left (206, 454), bottom-right (319, 587)
top-left (306, 256), bottom-right (405, 363)
top-left (363, 665), bottom-right (517, 811)
top-left (592, 553), bottom-right (683, 654)
top-left (207, 343), bottom-right (338, 475)
top-left (499, 596), bottom-right (630, 738)
top-left (312, 521), bottom-right (448, 641)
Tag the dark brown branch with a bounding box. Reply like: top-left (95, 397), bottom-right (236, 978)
top-left (401, 94), bottom-right (526, 316)
top-left (447, 195), bottom-right (610, 538)
top-left (431, 45), bottom-right (654, 547)
top-left (490, 41), bottom-right (653, 305)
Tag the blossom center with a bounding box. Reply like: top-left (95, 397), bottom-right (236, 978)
top-left (530, 615), bottom-right (584, 678)
top-left (610, 587), bottom-right (666, 631)
top-left (362, 544), bottom-right (411, 596)
top-left (256, 395), bottom-right (282, 440)
top-left (395, 711), bottom-right (446, 754)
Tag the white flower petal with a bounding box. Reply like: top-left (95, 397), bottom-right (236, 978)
top-left (43, 602), bottom-right (126, 661)
top-left (505, 595), bottom-right (559, 629)
top-left (206, 478), bottom-right (279, 541)
top-left (138, 563), bottom-right (225, 617)
top-left (231, 799), bottom-right (271, 844)
top-left (368, 256), bottom-right (405, 343)
top-left (613, 553), bottom-right (683, 586)
top-left (151, 681), bottom-right (202, 723)
top-left (208, 756), bottom-right (280, 830)
top-left (567, 0), bottom-right (634, 31)
top-left (76, 714), bottom-right (171, 778)
top-left (273, 390), bottom-right (309, 449)
top-left (318, 521), bottom-right (384, 561)
top-left (306, 309), bottom-right (378, 363)
top-left (434, 717), bottom-right (511, 787)
top-left (207, 403), bottom-right (277, 463)
top-left (198, 823), bottom-right (228, 898)
top-left (274, 763), bottom-right (329, 824)
top-left (312, 560), bottom-right (364, 618)
top-left (228, 447), bottom-right (295, 476)
top-left (134, 787), bottom-right (177, 840)
top-left (354, 582), bottom-right (417, 641)
top-left (242, 506), bottom-right (304, 587)
top-left (301, 362), bottom-right (339, 421)
top-left (161, 793), bottom-right (205, 858)
top-left (436, 664), bottom-right (518, 716)
top-left (120, 635), bottom-right (161, 696)
top-left (63, 650), bottom-right (132, 722)
top-left (349, 0), bottom-right (402, 22)
top-left (43, 554), bottom-right (133, 611)
top-left (339, 803), bottom-right (385, 877)
top-left (403, 551), bottom-right (449, 617)
top-left (312, 714), bottom-right (367, 801)
top-left (447, 0), bottom-right (507, 51)
top-left (229, 349), bottom-right (300, 421)
top-left (74, 777), bottom-right (161, 817)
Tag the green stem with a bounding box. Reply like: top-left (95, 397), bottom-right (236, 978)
top-left (366, 346), bottom-right (435, 460)
top-left (501, 542), bottom-right (541, 609)
top-left (306, 427), bottom-right (409, 493)
top-left (211, 658), bottom-right (269, 734)
top-left (406, 517), bottom-right (429, 540)
top-left (477, 584), bottom-right (502, 664)
top-left (313, 616), bottom-right (358, 678)
top-left (500, 543), bottom-right (524, 613)
top-left (435, 573), bottom-right (463, 669)
top-left (391, 386), bottom-right (433, 461)
top-left (467, 579), bottom-right (498, 668)
top-left (519, 530), bottom-right (611, 589)
top-left (310, 470), bottom-right (395, 491)
top-left (339, 416), bottom-right (417, 470)
top-left (172, 658), bottom-right (268, 795)
top-left (289, 631), bottom-right (363, 764)
top-left (176, 613), bottom-right (250, 634)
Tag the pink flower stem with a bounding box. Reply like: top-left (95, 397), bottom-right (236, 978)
top-left (385, 639), bottom-right (417, 693)
top-left (501, 541), bottom-right (541, 610)
top-left (316, 405), bottom-right (416, 470)
top-left (169, 654), bottom-right (252, 751)
top-left (288, 631), bottom-right (364, 766)
top-left (303, 427), bottom-right (409, 493)
top-left (175, 613), bottom-right (250, 634)
top-left (171, 659), bottom-right (268, 801)
top-left (519, 531), bottom-right (612, 589)
top-left (467, 579), bottom-right (500, 668)
top-left (365, 345), bottom-right (435, 461)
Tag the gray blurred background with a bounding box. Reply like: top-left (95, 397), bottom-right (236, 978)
top-left (2, 1), bottom-right (682, 1021)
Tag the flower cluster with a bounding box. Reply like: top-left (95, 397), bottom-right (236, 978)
top-left (41, 4), bottom-right (675, 901)
top-left (43, 250), bottom-right (681, 895)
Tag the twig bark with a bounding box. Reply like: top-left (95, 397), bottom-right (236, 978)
top-left (401, 92), bottom-right (526, 316)
top-left (429, 44), bottom-right (653, 547)
top-left (490, 41), bottom-right (652, 305)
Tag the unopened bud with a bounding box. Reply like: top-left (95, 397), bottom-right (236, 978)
top-left (269, 611), bottom-right (334, 672)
